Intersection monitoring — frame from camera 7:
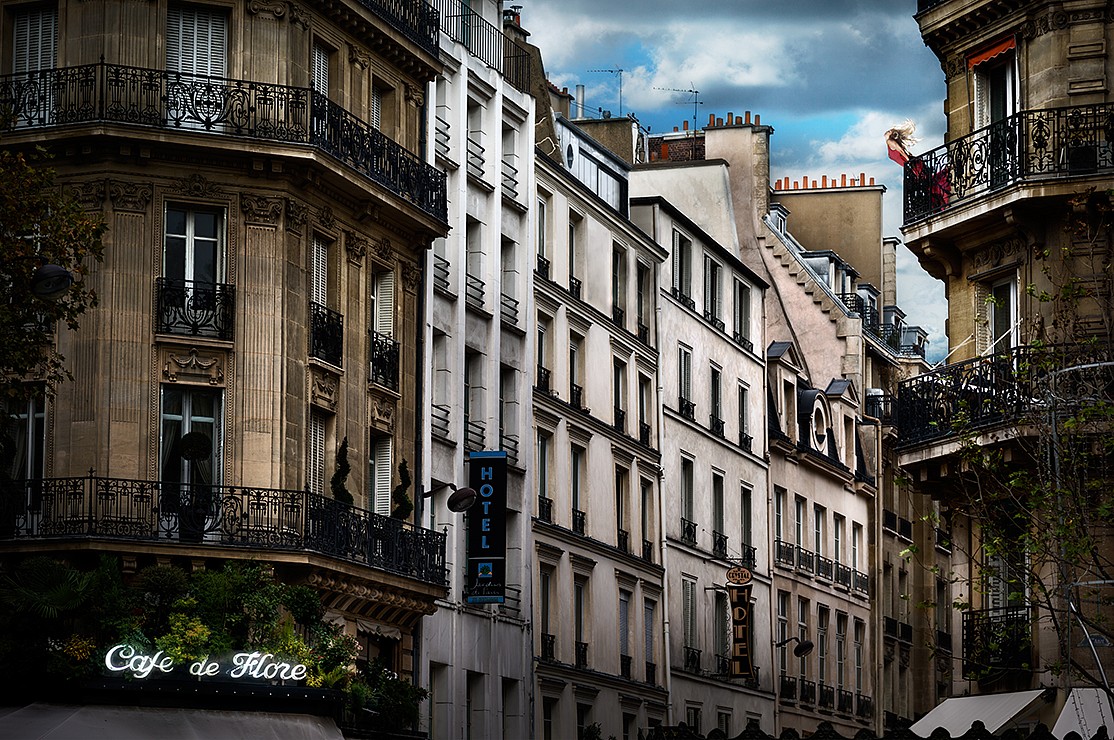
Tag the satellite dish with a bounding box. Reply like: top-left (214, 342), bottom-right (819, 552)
top-left (447, 486), bottom-right (478, 513)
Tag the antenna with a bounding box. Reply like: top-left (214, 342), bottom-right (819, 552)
top-left (656, 84), bottom-right (703, 130)
top-left (588, 65), bottom-right (625, 116)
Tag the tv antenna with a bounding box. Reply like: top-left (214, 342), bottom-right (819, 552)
top-left (656, 84), bottom-right (702, 130)
top-left (588, 65), bottom-right (624, 115)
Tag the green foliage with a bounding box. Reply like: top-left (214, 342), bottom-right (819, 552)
top-left (331, 436), bottom-right (353, 505)
top-left (0, 148), bottom-right (105, 400)
top-left (283, 585), bottom-right (325, 626)
top-left (351, 659), bottom-right (428, 733)
top-left (155, 612), bottom-right (211, 663)
top-left (0, 556), bottom-right (94, 620)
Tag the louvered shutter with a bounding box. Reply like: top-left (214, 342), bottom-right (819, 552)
top-left (374, 271), bottom-right (395, 338)
top-left (167, 6), bottom-right (226, 77)
top-left (974, 283), bottom-right (990, 353)
top-left (683, 579), bottom-right (696, 647)
top-left (619, 592), bottom-right (630, 656)
top-left (312, 236), bottom-right (329, 306)
top-left (644, 601), bottom-right (654, 659)
top-left (372, 437), bottom-right (393, 515)
top-left (308, 413), bottom-right (325, 495)
top-left (13, 9), bottom-right (56, 73)
top-left (371, 87), bottom-right (382, 130)
top-left (671, 234), bottom-right (680, 291)
top-left (312, 42), bottom-right (329, 95)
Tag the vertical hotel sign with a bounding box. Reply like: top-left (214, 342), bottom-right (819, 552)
top-left (465, 451), bottom-right (507, 604)
top-left (727, 565), bottom-right (755, 679)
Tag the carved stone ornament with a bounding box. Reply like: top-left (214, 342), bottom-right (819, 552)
top-left (401, 260), bottom-right (421, 294)
top-left (372, 236), bottom-right (393, 261)
top-left (311, 371), bottom-right (338, 411)
top-left (240, 193), bottom-right (284, 225)
top-left (246, 0), bottom-right (286, 19)
top-left (163, 348), bottom-right (224, 385)
top-left (404, 82), bottom-right (425, 108)
top-left (286, 198), bottom-right (308, 234)
top-left (109, 180), bottom-right (152, 212)
top-left (69, 180), bottom-right (106, 210)
top-left (1019, 10), bottom-right (1069, 39)
top-left (348, 42), bottom-right (372, 70)
top-left (371, 397), bottom-right (395, 433)
top-left (305, 572), bottom-right (436, 615)
top-left (317, 205), bottom-right (336, 230)
top-left (344, 230), bottom-right (369, 265)
top-left (288, 3), bottom-right (309, 29)
top-left (899, 644), bottom-right (911, 670)
top-left (883, 641), bottom-right (895, 664)
top-left (971, 237), bottom-right (1025, 270)
top-left (174, 174), bottom-right (223, 198)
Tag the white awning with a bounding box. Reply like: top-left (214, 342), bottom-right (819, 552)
top-left (910, 690), bottom-right (1046, 737)
top-left (0, 703), bottom-right (345, 740)
top-left (1052, 689), bottom-right (1114, 740)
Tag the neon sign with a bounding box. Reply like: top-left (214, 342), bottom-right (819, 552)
top-left (104, 644), bottom-right (308, 681)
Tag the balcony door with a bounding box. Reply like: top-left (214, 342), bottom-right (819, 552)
top-left (988, 277), bottom-right (1017, 354)
top-left (972, 43), bottom-right (1016, 188)
top-left (160, 386), bottom-right (222, 541)
top-left (165, 205), bottom-right (223, 288)
top-left (167, 5), bottom-right (228, 129)
top-left (12, 7), bottom-right (56, 126)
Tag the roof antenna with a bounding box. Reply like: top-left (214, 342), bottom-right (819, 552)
top-left (588, 65), bottom-right (625, 116)
top-left (656, 84), bottom-right (703, 132)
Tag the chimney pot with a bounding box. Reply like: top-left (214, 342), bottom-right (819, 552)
top-left (745, 111), bottom-right (751, 124)
top-left (683, 120), bottom-right (689, 131)
top-left (869, 176), bottom-right (875, 185)
top-left (728, 113), bottom-right (734, 125)
top-left (860, 171), bottom-right (866, 186)
top-left (754, 114), bottom-right (760, 125)
top-left (822, 175), bottom-right (828, 188)
top-left (792, 180), bottom-right (799, 189)
top-left (841, 174), bottom-right (847, 187)
top-left (716, 117), bottom-right (723, 126)
top-left (709, 113), bottom-right (715, 126)
top-left (673, 126), bottom-right (679, 132)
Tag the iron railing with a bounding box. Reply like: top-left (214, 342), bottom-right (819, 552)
top-left (680, 517), bottom-right (697, 546)
top-left (838, 689), bottom-right (855, 715)
top-left (936, 527), bottom-right (953, 552)
top-left (779, 673), bottom-right (797, 700)
top-left (431, 404), bottom-right (451, 439)
top-left (679, 398), bottom-right (696, 421)
top-left (962, 606), bottom-right (1031, 678)
top-left (572, 508), bottom-right (586, 535)
top-left (0, 64), bottom-right (447, 222)
top-left (570, 383), bottom-right (585, 410)
top-left (835, 563), bottom-right (853, 589)
top-left (0, 476), bottom-right (447, 585)
top-left (536, 365), bottom-right (551, 392)
top-left (613, 407), bottom-right (626, 433)
top-left (575, 640), bottom-right (589, 669)
top-left (857, 694), bottom-right (874, 720)
top-left (904, 103), bottom-right (1114, 224)
top-left (568, 275), bottom-right (582, 299)
top-left (639, 421), bottom-right (651, 447)
top-left (816, 555), bottom-right (834, 581)
top-left (637, 321), bottom-right (650, 345)
top-left (463, 419), bottom-right (485, 452)
top-left (800, 678), bottom-right (817, 705)
top-left (429, 0), bottom-right (531, 93)
top-left (535, 254), bottom-right (550, 279)
top-left (646, 661), bottom-right (656, 685)
top-left (739, 432), bottom-right (753, 452)
top-left (501, 433), bottom-right (519, 466)
top-left (774, 539), bottom-right (796, 567)
top-left (432, 254), bottom-right (452, 293)
top-left (612, 305), bottom-right (625, 329)
top-left (368, 331), bottom-right (400, 391)
top-left (541, 633), bottom-right (556, 662)
top-left (466, 135), bottom-right (485, 179)
top-left (464, 273), bottom-right (485, 309)
top-left (734, 331), bottom-right (754, 353)
top-left (617, 528), bottom-right (630, 553)
top-left (853, 569), bottom-right (870, 595)
top-left (684, 645), bottom-right (702, 673)
top-left (937, 630), bottom-right (953, 653)
top-left (501, 155), bottom-right (519, 199)
top-left (434, 114), bottom-right (451, 161)
top-left (883, 616), bottom-right (898, 639)
top-left (500, 293), bottom-right (519, 325)
top-left (155, 278), bottom-right (235, 340)
top-left (716, 654), bottom-right (731, 677)
top-left (710, 415), bottom-right (725, 438)
top-left (620, 654), bottom-right (632, 679)
top-left (739, 544), bottom-right (758, 570)
top-left (796, 545), bottom-right (815, 574)
top-left (358, 0), bottom-right (440, 56)
top-left (864, 393), bottom-right (895, 424)
top-left (642, 538), bottom-right (655, 563)
top-left (713, 531), bottom-right (728, 558)
top-left (537, 495), bottom-right (553, 523)
top-left (670, 286), bottom-right (696, 311)
top-left (819, 683), bottom-right (835, 709)
top-left (310, 302), bottom-right (344, 366)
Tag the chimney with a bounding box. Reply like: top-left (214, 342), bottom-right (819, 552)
top-left (821, 175), bottom-right (828, 188)
top-left (841, 174), bottom-right (847, 187)
top-left (709, 113), bottom-right (716, 127)
top-left (744, 111), bottom-right (751, 124)
top-left (869, 176), bottom-right (875, 185)
top-left (576, 84), bottom-right (585, 118)
top-left (754, 114), bottom-right (760, 125)
top-left (727, 112), bottom-right (734, 125)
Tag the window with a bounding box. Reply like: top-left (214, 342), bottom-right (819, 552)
top-left (715, 591), bottom-right (730, 661)
top-left (612, 246), bottom-right (626, 318)
top-left (814, 505), bottom-right (826, 558)
top-left (568, 212), bottom-right (582, 281)
top-left (638, 374), bottom-right (651, 429)
top-left (710, 366), bottom-right (722, 426)
top-left (672, 230), bottom-right (692, 296)
top-left (733, 278), bottom-right (751, 345)
top-left (536, 432), bottom-right (550, 500)
top-left (712, 472), bottom-right (725, 536)
top-left (307, 411), bottom-right (326, 496)
top-left (619, 589), bottom-right (632, 658)
top-left (836, 613), bottom-right (848, 690)
top-left (641, 478), bottom-right (654, 549)
top-left (165, 205), bottom-right (224, 288)
top-left (371, 269), bottom-right (395, 338)
top-left (539, 566), bottom-right (553, 637)
top-left (167, 5), bottom-right (227, 77)
top-left (4, 393), bottom-right (45, 482)
top-left (678, 345), bottom-right (692, 405)
top-left (574, 578), bottom-right (589, 645)
top-left (717, 711), bottom-right (731, 736)
top-left (834, 515), bottom-right (845, 564)
top-left (369, 434), bottom-right (393, 514)
top-left (537, 196), bottom-right (549, 259)
top-left (681, 457), bottom-right (694, 522)
top-left (737, 384), bottom-right (749, 443)
top-left (988, 277), bottom-right (1017, 353)
top-left (463, 351), bottom-right (484, 447)
top-left (740, 485), bottom-right (752, 549)
top-left (570, 445), bottom-right (585, 512)
top-left (854, 619), bottom-right (865, 692)
top-left (798, 597), bottom-right (810, 677)
top-left (644, 599), bottom-right (656, 664)
top-left (536, 315), bottom-right (551, 371)
top-left (686, 706), bottom-right (702, 735)
top-left (682, 578), bottom-right (698, 649)
top-left (613, 359), bottom-right (626, 420)
top-left (703, 254), bottom-right (722, 321)
top-left (852, 523), bottom-right (862, 571)
top-left (636, 263), bottom-right (651, 328)
top-left (775, 487), bottom-right (786, 541)
top-left (777, 591), bottom-right (789, 674)
top-left (310, 233), bottom-right (330, 306)
top-left (13, 7), bottom-right (56, 75)
top-left (311, 40), bottom-right (332, 97)
top-left (817, 607), bottom-right (829, 684)
top-left (615, 466), bottom-right (630, 546)
top-left (569, 334), bottom-right (583, 392)
top-left (161, 386), bottom-right (222, 540)
top-left (794, 496), bottom-right (805, 547)
top-left (936, 579), bottom-right (949, 636)
top-left (542, 698), bottom-right (556, 740)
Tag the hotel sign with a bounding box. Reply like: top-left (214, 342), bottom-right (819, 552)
top-left (728, 564), bottom-right (755, 679)
top-left (465, 450), bottom-right (507, 604)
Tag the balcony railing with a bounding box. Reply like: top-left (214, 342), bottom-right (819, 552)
top-left (739, 432), bottom-right (753, 452)
top-left (835, 563), bottom-right (853, 589)
top-left (500, 433), bottom-right (519, 466)
top-left (853, 569), bottom-right (870, 595)
top-left (368, 331), bottom-right (400, 391)
top-left (575, 640), bottom-right (589, 669)
top-left (642, 538), bottom-right (654, 563)
top-left (359, 0), bottom-right (440, 56)
top-left (431, 404), bottom-right (451, 439)
top-left (310, 301), bottom-right (344, 366)
top-left (620, 654), bottom-right (632, 679)
top-left (775, 539), bottom-right (796, 567)
top-left (434, 114), bottom-right (451, 161)
top-left (713, 531), bottom-right (728, 558)
top-left (0, 475), bottom-right (447, 586)
top-left (617, 528), bottom-right (630, 553)
top-left (816, 554), bottom-right (834, 580)
top-left (568, 275), bottom-right (582, 299)
top-left (541, 633), bottom-right (556, 662)
top-left (864, 392), bottom-right (895, 424)
top-left (937, 630), bottom-right (953, 653)
top-left (155, 278), bottom-right (235, 340)
top-left (733, 331), bottom-right (754, 353)
top-left (897, 344), bottom-right (1105, 445)
top-left (679, 398), bottom-right (696, 421)
top-left (612, 305), bottom-right (625, 329)
top-left (796, 545), bottom-right (815, 574)
top-left (739, 544), bottom-right (758, 570)
top-left (963, 606), bottom-right (1031, 679)
top-left (535, 254), bottom-right (550, 279)
top-left (500, 293), bottom-right (519, 326)
top-left (800, 678), bottom-right (817, 705)
top-left (709, 415), bottom-right (725, 438)
top-left (779, 673), bottom-right (797, 701)
top-left (903, 103), bottom-right (1114, 225)
top-left (670, 286), bottom-right (696, 311)
top-left (883, 509), bottom-right (898, 533)
top-left (536, 365), bottom-right (550, 392)
top-left (883, 616), bottom-right (898, 639)
top-left (432, 254), bottom-right (451, 293)
top-left (857, 694), bottom-right (874, 720)
top-left (899, 517), bottom-right (913, 541)
top-left (465, 135), bottom-right (485, 179)
top-left (429, 0), bottom-right (531, 93)
top-left (645, 661), bottom-right (656, 685)
top-left (464, 274), bottom-right (485, 309)
top-left (572, 508), bottom-right (586, 535)
top-left (613, 407), bottom-right (626, 433)
top-left (683, 646), bottom-right (701, 673)
top-left (463, 419), bottom-right (485, 452)
top-left (570, 383), bottom-right (585, 411)
top-left (680, 517), bottom-right (697, 546)
top-left (716, 653), bottom-right (731, 677)
top-left (537, 495), bottom-right (553, 523)
top-left (819, 683), bottom-right (835, 710)
top-left (637, 321), bottom-right (650, 345)
top-left (639, 421), bottom-right (652, 447)
top-left (501, 155), bottom-right (518, 199)
top-left (838, 689), bottom-right (855, 715)
top-left (936, 527), bottom-right (953, 552)
top-left (1, 65), bottom-right (447, 221)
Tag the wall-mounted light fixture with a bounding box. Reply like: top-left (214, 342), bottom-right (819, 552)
top-left (774, 635), bottom-right (815, 657)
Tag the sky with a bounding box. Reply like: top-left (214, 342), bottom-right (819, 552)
top-left (518, 0), bottom-right (950, 362)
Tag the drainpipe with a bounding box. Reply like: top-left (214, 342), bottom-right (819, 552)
top-left (654, 228), bottom-right (675, 725)
top-left (413, 237), bottom-right (430, 703)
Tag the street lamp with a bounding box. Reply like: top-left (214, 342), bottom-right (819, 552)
top-left (30, 263), bottom-right (74, 300)
top-left (774, 635), bottom-right (815, 657)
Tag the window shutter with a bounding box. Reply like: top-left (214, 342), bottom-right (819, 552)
top-left (14, 8), bottom-right (56, 74)
top-left (619, 592), bottom-right (630, 656)
top-left (682, 580), bottom-right (696, 648)
top-left (371, 87), bottom-right (382, 130)
top-left (312, 42), bottom-right (329, 96)
top-left (671, 235), bottom-right (680, 291)
top-left (308, 413), bottom-right (325, 495)
top-left (974, 283), bottom-right (990, 353)
top-left (373, 437), bottom-right (393, 515)
top-left (312, 236), bottom-right (329, 306)
top-left (167, 7), bottom-right (226, 77)
top-left (644, 601), bottom-right (654, 658)
top-left (374, 271), bottom-right (395, 337)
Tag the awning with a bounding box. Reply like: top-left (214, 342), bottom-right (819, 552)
top-left (0, 703), bottom-right (345, 740)
top-left (910, 689), bottom-right (1046, 737)
top-left (1052, 689), bottom-right (1114, 740)
top-left (968, 36), bottom-right (1015, 69)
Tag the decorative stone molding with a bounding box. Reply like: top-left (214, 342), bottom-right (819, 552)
top-left (401, 260), bottom-right (421, 294)
top-left (942, 55), bottom-right (965, 80)
top-left (371, 397), bottom-right (395, 433)
top-left (372, 236), bottom-right (393, 262)
top-left (240, 193), bottom-right (284, 225)
top-left (162, 347), bottom-right (225, 385)
top-left (404, 82), bottom-right (424, 108)
top-left (317, 205), bottom-right (336, 230)
top-left (310, 369), bottom-right (339, 411)
top-left (246, 0), bottom-right (286, 18)
top-left (971, 237), bottom-right (1026, 271)
top-left (109, 180), bottom-right (152, 212)
top-left (288, 2), bottom-right (309, 29)
top-left (69, 179), bottom-right (106, 210)
top-left (174, 174), bottom-right (223, 198)
top-left (286, 198), bottom-right (308, 234)
top-left (344, 230), bottom-right (369, 265)
top-left (305, 573), bottom-right (437, 615)
top-left (1019, 10), bottom-right (1069, 39)
top-left (348, 42), bottom-right (372, 70)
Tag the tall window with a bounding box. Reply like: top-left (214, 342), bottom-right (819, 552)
top-left (672, 230), bottom-right (692, 296)
top-left (644, 599), bottom-right (656, 665)
top-left (615, 466), bottom-right (629, 544)
top-left (798, 597), bottom-right (809, 677)
top-left (733, 278), bottom-right (751, 344)
top-left (836, 613), bottom-right (848, 690)
top-left (570, 445), bottom-right (585, 512)
top-left (737, 384), bottom-right (749, 442)
top-left (710, 366), bottom-right (722, 424)
top-left (619, 590), bottom-right (632, 659)
top-left (775, 486), bottom-right (786, 541)
top-left (715, 591), bottom-right (731, 661)
top-left (569, 335), bottom-right (583, 392)
top-left (568, 213), bottom-right (580, 280)
top-left (681, 457), bottom-right (694, 522)
top-left (712, 472), bottom-right (725, 537)
top-left (818, 607), bottom-right (829, 684)
top-left (834, 515), bottom-right (845, 564)
top-left (638, 374), bottom-right (651, 429)
top-left (776, 591), bottom-right (789, 674)
top-left (537, 196), bottom-right (548, 258)
top-left (641, 478), bottom-right (654, 547)
top-left (814, 505), bottom-right (826, 558)
top-left (740, 485), bottom-right (752, 549)
top-left (613, 359), bottom-right (626, 419)
top-left (636, 263), bottom-right (651, 327)
top-left (311, 40), bottom-right (332, 97)
top-left (852, 523), bottom-right (862, 571)
top-left (682, 578), bottom-right (697, 649)
top-left (794, 496), bottom-right (805, 547)
top-left (369, 434), bottom-right (393, 515)
top-left (307, 411), bottom-right (326, 495)
top-left (539, 567), bottom-right (552, 637)
top-left (574, 578), bottom-right (588, 645)
top-left (13, 8), bottom-right (56, 75)
top-left (371, 269), bottom-right (395, 339)
top-left (854, 619), bottom-right (865, 693)
top-left (161, 386), bottom-right (221, 485)
top-left (165, 205), bottom-right (224, 289)
top-left (678, 345), bottom-right (692, 404)
top-left (611, 246), bottom-right (626, 316)
top-left (310, 234), bottom-right (330, 307)
top-left (536, 432), bottom-right (550, 500)
top-left (988, 277), bottom-right (1017, 352)
top-left (167, 5), bottom-right (227, 77)
top-left (703, 254), bottom-right (722, 320)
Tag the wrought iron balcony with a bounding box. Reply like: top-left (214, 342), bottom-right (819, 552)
top-left (155, 278), bottom-right (235, 340)
top-left (703, 309), bottom-right (725, 332)
top-left (465, 135), bottom-right (485, 180)
top-left (0, 475), bottom-right (447, 586)
top-left (612, 305), bottom-right (625, 329)
top-left (779, 673), bottom-right (797, 700)
top-left (463, 419), bottom-right (485, 452)
top-left (819, 683), bottom-right (835, 709)
top-left (903, 103), bottom-right (1114, 225)
top-left (716, 653), bottom-right (731, 677)
top-left (501, 154), bottom-right (519, 199)
top-left (679, 398), bottom-right (696, 421)
top-left (570, 383), bottom-right (585, 410)
top-left (774, 539), bottom-right (796, 567)
top-left (800, 678), bottom-right (817, 705)
top-left (883, 616), bottom-right (898, 639)
top-left (796, 545), bottom-right (815, 574)
top-left (434, 114), bottom-right (451, 161)
top-left (501, 433), bottom-right (519, 466)
top-left (680, 517), bottom-right (697, 546)
top-left (617, 528), bottom-right (630, 553)
top-left (637, 321), bottom-right (650, 345)
top-left (535, 254), bottom-right (550, 279)
top-left (936, 527), bottom-right (953, 552)
top-left (500, 293), bottom-right (519, 325)
top-left (464, 274), bottom-right (485, 309)
top-left (853, 569), bottom-right (870, 595)
top-left (670, 286), bottom-right (696, 311)
top-left (883, 508), bottom-right (899, 533)
top-left (738, 432), bottom-right (753, 452)
top-left (310, 301), bottom-right (344, 366)
top-left (359, 0), bottom-right (440, 56)
top-left (431, 404), bottom-right (451, 439)
top-left (638, 421), bottom-right (651, 447)
top-left (864, 392), bottom-right (895, 424)
top-left (816, 554), bottom-right (834, 581)
top-left (739, 544), bottom-right (757, 570)
top-left (575, 640), bottom-right (589, 669)
top-left (0, 65), bottom-right (446, 222)
top-left (838, 689), bottom-right (855, 715)
top-left (710, 415), bottom-right (725, 438)
top-left (963, 606), bottom-right (1031, 679)
top-left (430, 0), bottom-right (531, 93)
top-left (683, 645), bottom-right (702, 673)
top-left (896, 344), bottom-right (1103, 445)
top-left (432, 254), bottom-right (451, 293)
top-left (642, 538), bottom-right (654, 563)
top-left (713, 531), bottom-right (728, 558)
top-left (835, 563), bottom-right (853, 589)
top-left (937, 629), bottom-right (953, 653)
top-left (568, 275), bottom-right (582, 299)
top-left (368, 330), bottom-right (400, 391)
top-left (613, 407), bottom-right (626, 433)
top-left (856, 694), bottom-right (874, 720)
top-left (898, 517), bottom-right (913, 540)
top-left (645, 661), bottom-right (656, 685)
top-left (733, 330), bottom-right (754, 353)
top-left (536, 365), bottom-right (551, 392)
top-left (541, 633), bottom-right (556, 662)
top-left (620, 653), bottom-right (632, 679)
top-left (572, 508), bottom-right (586, 535)
top-left (537, 495), bottom-right (553, 523)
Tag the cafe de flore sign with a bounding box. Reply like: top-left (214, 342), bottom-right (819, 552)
top-left (104, 644), bottom-right (308, 682)
top-left (465, 450), bottom-right (507, 605)
top-left (727, 564), bottom-right (755, 680)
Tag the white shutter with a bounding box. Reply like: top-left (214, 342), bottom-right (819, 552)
top-left (682, 580), bottom-right (696, 648)
top-left (167, 6), bottom-right (226, 77)
top-left (14, 8), bottom-right (56, 74)
top-left (312, 42), bottom-right (330, 95)
top-left (619, 592), bottom-right (630, 656)
top-left (312, 236), bottom-right (329, 306)
top-left (374, 271), bottom-right (395, 337)
top-left (671, 234), bottom-right (680, 291)
top-left (371, 87), bottom-right (382, 130)
top-left (372, 437), bottom-right (393, 515)
top-left (644, 601), bottom-right (654, 659)
top-left (679, 348), bottom-right (692, 400)
top-left (308, 413), bottom-right (325, 495)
